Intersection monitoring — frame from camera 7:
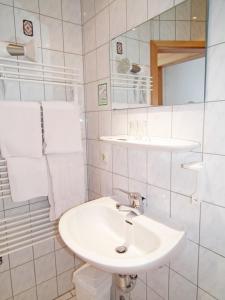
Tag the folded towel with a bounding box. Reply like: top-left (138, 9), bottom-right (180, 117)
top-left (0, 101), bottom-right (42, 158)
top-left (47, 153), bottom-right (85, 220)
top-left (42, 102), bottom-right (82, 154)
top-left (7, 157), bottom-right (48, 202)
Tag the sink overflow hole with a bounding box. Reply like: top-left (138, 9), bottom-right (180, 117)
top-left (115, 246), bottom-right (127, 254)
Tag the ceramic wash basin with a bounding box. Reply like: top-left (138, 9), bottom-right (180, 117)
top-left (59, 197), bottom-right (185, 274)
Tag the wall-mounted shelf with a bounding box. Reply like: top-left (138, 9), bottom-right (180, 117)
top-left (100, 135), bottom-right (200, 152)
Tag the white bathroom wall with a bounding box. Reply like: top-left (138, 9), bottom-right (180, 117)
top-left (83, 0), bottom-right (225, 299)
top-left (0, 1), bottom-right (86, 299)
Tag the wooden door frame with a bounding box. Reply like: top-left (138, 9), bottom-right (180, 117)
top-left (150, 40), bottom-right (206, 106)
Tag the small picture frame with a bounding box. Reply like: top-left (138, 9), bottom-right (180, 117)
top-left (98, 83), bottom-right (108, 106)
top-left (23, 20), bottom-right (33, 37)
top-left (116, 42), bottom-right (123, 55)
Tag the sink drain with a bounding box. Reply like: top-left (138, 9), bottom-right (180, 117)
top-left (115, 246), bottom-right (127, 254)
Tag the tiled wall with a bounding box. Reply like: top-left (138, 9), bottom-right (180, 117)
top-left (83, 0), bottom-right (225, 299)
top-left (0, 1), bottom-right (86, 299)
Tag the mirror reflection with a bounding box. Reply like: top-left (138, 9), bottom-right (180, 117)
top-left (110, 0), bottom-right (207, 109)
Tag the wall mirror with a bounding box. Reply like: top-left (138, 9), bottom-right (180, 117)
top-left (110, 0), bottom-right (207, 109)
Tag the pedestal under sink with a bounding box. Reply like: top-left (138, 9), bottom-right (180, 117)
top-left (59, 197), bottom-right (185, 274)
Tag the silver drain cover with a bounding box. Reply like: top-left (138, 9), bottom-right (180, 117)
top-left (115, 246), bottom-right (127, 254)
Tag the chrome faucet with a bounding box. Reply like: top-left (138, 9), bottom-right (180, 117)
top-left (114, 188), bottom-right (145, 216)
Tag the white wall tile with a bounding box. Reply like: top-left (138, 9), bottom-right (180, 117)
top-left (85, 50), bottom-right (97, 83)
top-left (34, 253), bottom-right (56, 285)
top-left (39, 0), bottom-right (62, 19)
top-left (33, 239), bottom-right (55, 258)
top-left (40, 16), bottom-right (63, 51)
top-left (169, 270), bottom-right (197, 300)
top-left (128, 148), bottom-right (147, 182)
top-left (148, 151), bottom-right (171, 190)
top-left (113, 174), bottom-right (129, 205)
top-left (171, 152), bottom-right (202, 197)
top-left (11, 261), bottom-right (36, 295)
top-left (109, 0), bottom-right (127, 39)
top-left (81, 0), bottom-right (95, 23)
top-left (200, 202), bottom-right (225, 256)
top-left (112, 109), bottom-right (128, 135)
top-left (62, 0), bottom-right (81, 24)
top-left (99, 110), bottom-right (112, 136)
top-left (100, 169), bottom-right (112, 195)
top-left (63, 22), bottom-right (82, 54)
top-left (0, 4), bottom-right (15, 42)
top-left (147, 106), bottom-right (172, 138)
top-left (204, 101), bottom-right (225, 155)
top-left (96, 7), bottom-right (109, 47)
top-left (88, 166), bottom-right (101, 194)
top-left (9, 246), bottom-right (33, 268)
top-left (14, 0), bottom-right (39, 12)
top-left (147, 287), bottom-right (162, 300)
top-left (170, 240), bottom-right (198, 284)
top-left (172, 104), bottom-right (204, 151)
top-left (206, 43), bottom-right (225, 101)
top-left (99, 141), bottom-right (112, 171)
top-left (199, 247), bottom-right (225, 299)
top-left (0, 270), bottom-right (13, 300)
top-left (130, 278), bottom-right (147, 300)
top-left (83, 18), bottom-right (96, 54)
top-left (171, 192), bottom-right (200, 243)
top-left (201, 154), bottom-right (225, 208)
top-left (56, 248), bottom-right (75, 274)
top-left (85, 82), bottom-right (98, 111)
top-left (147, 266), bottom-right (169, 300)
top-left (95, 0), bottom-right (109, 13)
top-left (146, 185), bottom-right (170, 218)
top-left (37, 277), bottom-right (58, 300)
top-left (208, 0), bottom-right (225, 46)
top-left (96, 43), bottom-right (110, 79)
top-left (148, 0), bottom-right (174, 19)
top-left (87, 139), bottom-right (99, 167)
top-left (113, 145), bottom-right (128, 177)
top-left (126, 0), bottom-right (148, 30)
top-left (87, 111), bottom-right (99, 139)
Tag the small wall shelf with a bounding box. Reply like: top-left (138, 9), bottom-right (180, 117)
top-left (100, 135), bottom-right (200, 152)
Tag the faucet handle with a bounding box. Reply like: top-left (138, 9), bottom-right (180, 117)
top-left (114, 188), bottom-right (145, 209)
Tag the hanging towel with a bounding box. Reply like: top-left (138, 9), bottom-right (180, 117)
top-left (46, 153), bottom-right (85, 220)
top-left (7, 157), bottom-right (48, 202)
top-left (0, 101), bottom-right (42, 158)
top-left (42, 102), bottom-right (82, 154)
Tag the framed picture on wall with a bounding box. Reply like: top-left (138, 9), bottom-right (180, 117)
top-left (98, 83), bottom-right (108, 106)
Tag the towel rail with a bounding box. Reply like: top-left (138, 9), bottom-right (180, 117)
top-left (0, 158), bottom-right (58, 257)
top-left (0, 56), bottom-right (82, 88)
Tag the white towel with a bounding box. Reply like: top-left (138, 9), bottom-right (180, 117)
top-left (0, 101), bottom-right (42, 158)
top-left (47, 153), bottom-right (85, 220)
top-left (7, 157), bottom-right (48, 202)
top-left (42, 102), bottom-right (82, 154)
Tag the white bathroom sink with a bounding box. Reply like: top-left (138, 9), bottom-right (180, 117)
top-left (59, 197), bottom-right (185, 274)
